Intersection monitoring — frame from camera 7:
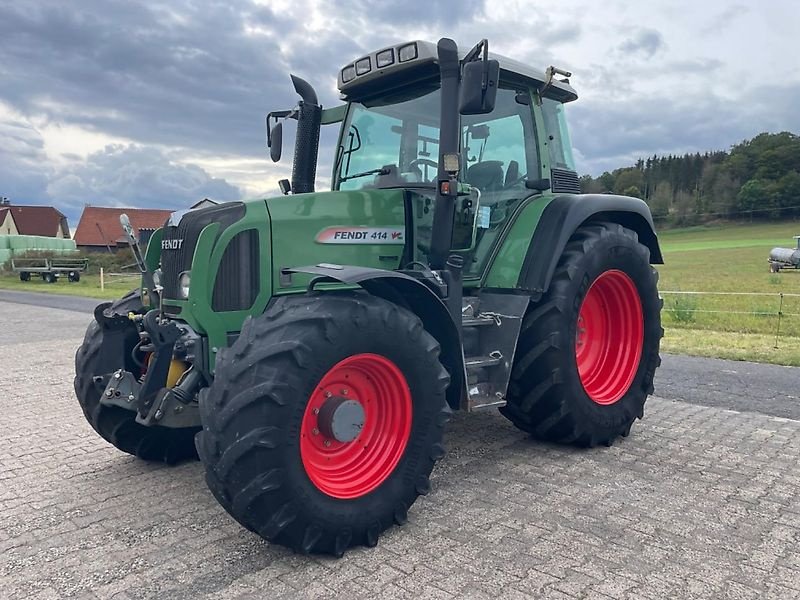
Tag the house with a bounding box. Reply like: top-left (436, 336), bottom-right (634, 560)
top-left (190, 198), bottom-right (219, 210)
top-left (73, 206), bottom-right (173, 251)
top-left (0, 203), bottom-right (70, 238)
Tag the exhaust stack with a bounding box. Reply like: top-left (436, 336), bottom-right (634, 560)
top-left (290, 75), bottom-right (322, 194)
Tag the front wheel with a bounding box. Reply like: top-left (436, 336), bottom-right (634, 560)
top-left (501, 222), bottom-right (663, 446)
top-left (196, 293), bottom-right (450, 556)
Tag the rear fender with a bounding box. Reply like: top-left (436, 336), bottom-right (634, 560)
top-left (517, 194), bottom-right (663, 300)
top-left (286, 264), bottom-right (465, 410)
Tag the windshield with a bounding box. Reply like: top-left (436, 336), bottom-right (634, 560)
top-left (335, 86), bottom-right (538, 193)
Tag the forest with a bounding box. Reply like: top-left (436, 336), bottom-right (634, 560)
top-left (578, 132), bottom-right (800, 226)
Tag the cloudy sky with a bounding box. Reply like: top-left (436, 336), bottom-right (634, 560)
top-left (1, 0), bottom-right (798, 226)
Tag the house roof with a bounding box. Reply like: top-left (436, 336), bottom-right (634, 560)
top-left (74, 206), bottom-right (173, 247)
top-left (0, 204), bottom-right (70, 237)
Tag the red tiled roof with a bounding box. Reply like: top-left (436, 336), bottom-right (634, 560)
top-left (74, 206), bottom-right (173, 247)
top-left (0, 204), bottom-right (69, 237)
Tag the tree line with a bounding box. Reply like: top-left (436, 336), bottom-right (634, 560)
top-left (579, 132), bottom-right (800, 226)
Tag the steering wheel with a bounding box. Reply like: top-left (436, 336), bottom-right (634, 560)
top-left (409, 158), bottom-right (439, 181)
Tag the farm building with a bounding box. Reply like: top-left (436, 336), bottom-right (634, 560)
top-left (73, 206), bottom-right (172, 252)
top-left (0, 202), bottom-right (70, 238)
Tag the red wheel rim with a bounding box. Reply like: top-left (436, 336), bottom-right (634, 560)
top-left (575, 270), bottom-right (644, 405)
top-left (300, 353), bottom-right (412, 499)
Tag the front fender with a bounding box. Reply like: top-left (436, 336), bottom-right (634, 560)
top-left (286, 264), bottom-right (466, 410)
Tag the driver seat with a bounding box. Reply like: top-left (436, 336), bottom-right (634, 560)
top-left (466, 161), bottom-right (504, 194)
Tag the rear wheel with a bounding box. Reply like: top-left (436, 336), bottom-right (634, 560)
top-left (68, 271), bottom-right (81, 282)
top-left (73, 291), bottom-right (199, 463)
top-left (501, 222), bottom-right (662, 446)
top-left (42, 272), bottom-right (57, 283)
top-left (196, 293), bottom-right (450, 556)
top-left (19, 272), bottom-right (30, 282)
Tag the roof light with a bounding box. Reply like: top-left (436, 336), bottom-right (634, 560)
top-left (376, 48), bottom-right (394, 68)
top-left (355, 57), bottom-right (371, 75)
top-left (398, 43), bottom-right (417, 62)
top-left (341, 65), bottom-right (356, 83)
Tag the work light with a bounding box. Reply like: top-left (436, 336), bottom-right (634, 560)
top-left (355, 57), bottom-right (371, 75)
top-left (341, 65), bottom-right (356, 83)
top-left (376, 49), bottom-right (394, 68)
top-left (398, 43), bottom-right (417, 62)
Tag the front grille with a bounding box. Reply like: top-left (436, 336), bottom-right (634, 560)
top-left (160, 203), bottom-right (245, 301)
top-left (551, 168), bottom-right (581, 194)
top-left (212, 229), bottom-right (260, 311)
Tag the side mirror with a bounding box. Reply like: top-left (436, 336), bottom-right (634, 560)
top-left (459, 59), bottom-right (500, 115)
top-left (269, 121), bottom-right (283, 162)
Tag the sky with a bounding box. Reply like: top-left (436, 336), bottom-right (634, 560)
top-left (1, 0), bottom-right (798, 227)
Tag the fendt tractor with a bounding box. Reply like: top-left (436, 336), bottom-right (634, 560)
top-left (75, 39), bottom-right (663, 556)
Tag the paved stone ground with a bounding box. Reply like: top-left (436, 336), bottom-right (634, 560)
top-left (2, 299), bottom-right (800, 599)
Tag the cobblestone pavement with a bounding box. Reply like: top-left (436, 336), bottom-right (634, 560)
top-left (1, 299), bottom-right (800, 599)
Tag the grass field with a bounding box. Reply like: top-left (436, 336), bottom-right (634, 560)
top-left (657, 221), bottom-right (800, 365)
top-left (1, 220), bottom-right (799, 365)
top-left (0, 273), bottom-right (134, 300)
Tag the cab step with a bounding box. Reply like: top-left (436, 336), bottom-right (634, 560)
top-left (465, 354), bottom-right (503, 370)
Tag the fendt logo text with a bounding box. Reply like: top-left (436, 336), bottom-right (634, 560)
top-left (162, 239), bottom-right (184, 250)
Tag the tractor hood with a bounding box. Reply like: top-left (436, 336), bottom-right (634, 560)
top-left (265, 188), bottom-right (409, 293)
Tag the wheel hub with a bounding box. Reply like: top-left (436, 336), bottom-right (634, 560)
top-left (317, 396), bottom-right (365, 443)
top-left (300, 353), bottom-right (413, 499)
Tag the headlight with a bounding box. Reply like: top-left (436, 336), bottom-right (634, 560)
top-left (178, 271), bottom-right (191, 299)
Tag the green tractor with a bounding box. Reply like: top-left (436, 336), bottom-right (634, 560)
top-left (75, 38), bottom-right (663, 556)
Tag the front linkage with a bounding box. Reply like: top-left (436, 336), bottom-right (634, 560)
top-left (94, 304), bottom-right (203, 429)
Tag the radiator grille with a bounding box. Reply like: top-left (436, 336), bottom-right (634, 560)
top-left (212, 229), bottom-right (260, 312)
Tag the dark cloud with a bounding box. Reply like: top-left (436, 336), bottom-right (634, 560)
top-left (0, 1), bottom-right (301, 157)
top-left (617, 28), bottom-right (665, 59)
top-left (0, 120), bottom-right (51, 201)
top-left (46, 144), bottom-right (241, 224)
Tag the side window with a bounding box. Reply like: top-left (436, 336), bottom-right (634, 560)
top-left (541, 97), bottom-right (576, 171)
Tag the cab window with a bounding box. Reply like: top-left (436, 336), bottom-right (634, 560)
top-left (541, 97), bottom-right (576, 171)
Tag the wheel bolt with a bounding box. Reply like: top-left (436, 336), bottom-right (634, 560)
top-left (324, 391), bottom-right (332, 398)
top-left (324, 440), bottom-right (331, 447)
top-left (341, 389), bottom-right (348, 395)
top-left (312, 428), bottom-right (319, 435)
top-left (312, 408), bottom-right (319, 415)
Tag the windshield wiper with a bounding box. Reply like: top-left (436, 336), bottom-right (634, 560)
top-left (340, 167), bottom-right (390, 182)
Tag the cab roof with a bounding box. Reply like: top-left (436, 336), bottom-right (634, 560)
top-left (337, 40), bottom-right (578, 104)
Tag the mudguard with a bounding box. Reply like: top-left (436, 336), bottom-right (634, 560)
top-left (517, 194), bottom-right (663, 300)
top-left (285, 264), bottom-right (466, 409)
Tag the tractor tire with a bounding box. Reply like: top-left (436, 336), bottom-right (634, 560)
top-left (196, 293), bottom-right (450, 556)
top-left (501, 221), bottom-right (662, 447)
top-left (19, 271), bottom-right (30, 282)
top-left (74, 291), bottom-right (199, 463)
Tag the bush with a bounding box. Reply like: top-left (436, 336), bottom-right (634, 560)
top-left (669, 294), bottom-right (698, 323)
